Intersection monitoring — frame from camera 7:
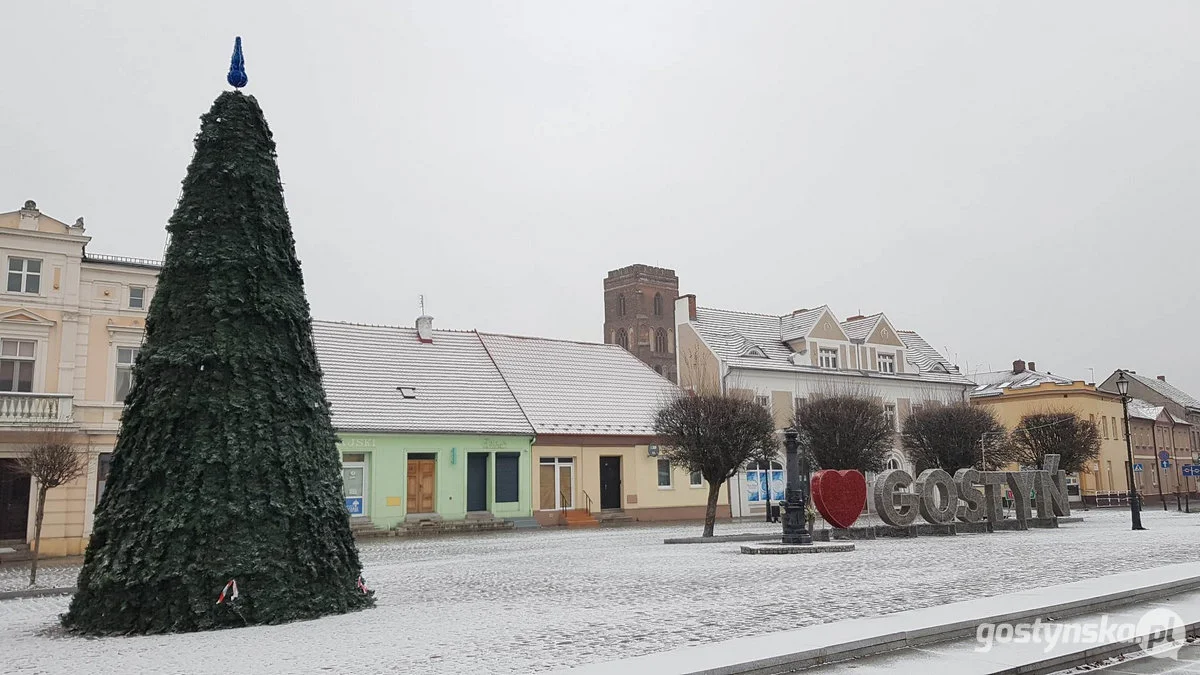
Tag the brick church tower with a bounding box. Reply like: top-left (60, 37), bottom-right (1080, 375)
top-left (603, 264), bottom-right (679, 382)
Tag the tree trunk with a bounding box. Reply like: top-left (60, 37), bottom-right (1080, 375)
top-left (30, 485), bottom-right (47, 587)
top-left (703, 481), bottom-right (722, 537)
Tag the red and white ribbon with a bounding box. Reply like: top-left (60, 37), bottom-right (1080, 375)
top-left (356, 576), bottom-right (370, 594)
top-left (216, 579), bottom-right (239, 605)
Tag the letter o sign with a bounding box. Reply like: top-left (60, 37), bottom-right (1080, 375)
top-left (916, 468), bottom-right (957, 524)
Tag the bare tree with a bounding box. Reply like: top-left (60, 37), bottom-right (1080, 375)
top-left (15, 426), bottom-right (88, 586)
top-left (1007, 410), bottom-right (1100, 473)
top-left (901, 402), bottom-right (1013, 473)
top-left (654, 392), bottom-right (778, 537)
top-left (793, 391), bottom-right (893, 473)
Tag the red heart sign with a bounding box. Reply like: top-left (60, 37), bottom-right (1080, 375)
top-left (811, 469), bottom-right (867, 529)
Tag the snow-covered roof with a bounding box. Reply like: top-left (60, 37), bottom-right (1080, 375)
top-left (312, 321), bottom-right (534, 436)
top-left (1125, 398), bottom-right (1192, 425)
top-left (840, 314), bottom-right (882, 342)
top-left (969, 368), bottom-right (1076, 398)
top-left (1127, 398), bottom-right (1164, 422)
top-left (779, 306), bottom-right (829, 342)
top-left (1125, 372), bottom-right (1200, 413)
top-left (689, 306), bottom-right (972, 385)
top-left (479, 333), bottom-right (678, 435)
top-left (311, 320), bottom-right (677, 437)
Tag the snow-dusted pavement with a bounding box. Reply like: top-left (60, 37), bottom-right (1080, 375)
top-left (2, 509), bottom-right (1198, 674)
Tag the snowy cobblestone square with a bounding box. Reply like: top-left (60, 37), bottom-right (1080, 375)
top-left (2, 509), bottom-right (1198, 674)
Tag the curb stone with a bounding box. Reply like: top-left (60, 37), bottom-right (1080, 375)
top-left (0, 586), bottom-right (76, 601)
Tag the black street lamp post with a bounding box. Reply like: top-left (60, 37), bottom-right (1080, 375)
top-left (1115, 371), bottom-right (1147, 531)
top-left (781, 428), bottom-right (812, 545)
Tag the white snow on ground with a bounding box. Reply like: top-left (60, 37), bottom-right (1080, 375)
top-left (1, 509), bottom-right (1198, 674)
top-left (0, 561), bottom-right (81, 594)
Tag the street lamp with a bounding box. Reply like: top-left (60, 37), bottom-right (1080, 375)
top-left (781, 429), bottom-right (812, 545)
top-left (1115, 371), bottom-right (1147, 530)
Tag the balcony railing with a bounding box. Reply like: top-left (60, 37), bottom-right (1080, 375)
top-left (0, 393), bottom-right (74, 424)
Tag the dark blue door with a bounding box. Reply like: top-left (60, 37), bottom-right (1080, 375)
top-left (467, 453), bottom-right (488, 512)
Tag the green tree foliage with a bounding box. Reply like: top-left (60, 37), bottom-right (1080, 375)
top-left (901, 402), bottom-right (1011, 473)
top-left (793, 393), bottom-right (893, 473)
top-left (654, 393), bottom-right (778, 537)
top-left (64, 92), bottom-right (373, 634)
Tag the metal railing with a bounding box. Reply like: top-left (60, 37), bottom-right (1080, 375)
top-left (581, 490), bottom-right (593, 513)
top-left (0, 393), bottom-right (74, 424)
top-left (84, 252), bottom-right (164, 269)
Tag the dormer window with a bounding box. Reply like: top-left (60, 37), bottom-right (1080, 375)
top-left (746, 346), bottom-right (766, 358)
top-left (397, 386), bottom-right (417, 399)
top-left (878, 353), bottom-right (896, 374)
top-left (819, 347), bottom-right (838, 369)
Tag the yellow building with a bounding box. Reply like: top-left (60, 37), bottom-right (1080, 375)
top-left (970, 360), bottom-right (1130, 504)
top-left (0, 200), bottom-right (159, 556)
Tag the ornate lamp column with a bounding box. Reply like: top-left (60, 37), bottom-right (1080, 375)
top-left (1115, 371), bottom-right (1147, 531)
top-left (781, 428), bottom-right (812, 544)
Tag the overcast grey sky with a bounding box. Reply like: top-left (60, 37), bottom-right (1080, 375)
top-left (2, 2), bottom-right (1198, 394)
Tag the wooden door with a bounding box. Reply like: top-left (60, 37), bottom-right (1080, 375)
top-left (407, 459), bottom-right (436, 513)
top-left (0, 459), bottom-right (30, 541)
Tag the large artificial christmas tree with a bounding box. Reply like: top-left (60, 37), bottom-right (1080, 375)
top-left (64, 45), bottom-right (373, 634)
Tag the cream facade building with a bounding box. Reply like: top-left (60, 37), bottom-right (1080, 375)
top-left (0, 201), bottom-right (158, 555)
top-left (673, 294), bottom-right (975, 518)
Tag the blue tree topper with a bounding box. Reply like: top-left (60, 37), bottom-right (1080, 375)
top-left (227, 37), bottom-right (248, 88)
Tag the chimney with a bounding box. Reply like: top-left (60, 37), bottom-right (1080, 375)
top-left (1027, 361), bottom-right (1036, 372)
top-left (1012, 359), bottom-right (1026, 374)
top-left (416, 315), bottom-right (433, 343)
top-left (682, 294), bottom-right (697, 321)
top-left (1157, 375), bottom-right (1166, 381)
top-left (846, 314), bottom-right (866, 321)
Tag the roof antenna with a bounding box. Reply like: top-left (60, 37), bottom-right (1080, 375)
top-left (419, 294), bottom-right (426, 316)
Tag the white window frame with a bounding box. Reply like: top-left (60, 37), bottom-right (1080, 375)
top-left (877, 353), bottom-right (896, 374)
top-left (0, 338), bottom-right (36, 392)
top-left (755, 395), bottom-right (771, 414)
top-left (105, 327), bottom-right (146, 405)
top-left (657, 458), bottom-right (673, 489)
top-left (114, 346), bottom-right (139, 403)
top-left (129, 285), bottom-right (146, 310)
top-left (884, 403), bottom-right (897, 431)
top-left (6, 256), bottom-right (42, 295)
top-left (341, 456), bottom-right (369, 516)
top-left (819, 347), bottom-right (838, 369)
top-left (539, 456), bottom-right (576, 510)
top-left (689, 470), bottom-right (704, 488)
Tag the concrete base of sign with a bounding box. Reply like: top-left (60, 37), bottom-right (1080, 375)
top-left (809, 517), bottom-right (1063, 540)
top-left (954, 521), bottom-right (991, 534)
top-left (991, 518), bottom-right (1029, 531)
top-left (739, 542), bottom-right (856, 555)
top-left (663, 533), bottom-right (778, 544)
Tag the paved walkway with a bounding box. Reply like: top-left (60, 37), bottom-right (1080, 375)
top-left (0, 509), bottom-right (1197, 674)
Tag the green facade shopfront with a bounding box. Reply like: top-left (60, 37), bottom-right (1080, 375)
top-left (336, 432), bottom-right (533, 529)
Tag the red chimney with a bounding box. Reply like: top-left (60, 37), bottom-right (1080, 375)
top-left (681, 294), bottom-right (697, 321)
top-left (1012, 359), bottom-right (1026, 374)
top-left (1158, 375), bottom-right (1167, 381)
top-left (846, 314), bottom-right (866, 321)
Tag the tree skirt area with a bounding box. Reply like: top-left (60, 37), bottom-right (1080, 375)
top-left (2, 509), bottom-right (1198, 674)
